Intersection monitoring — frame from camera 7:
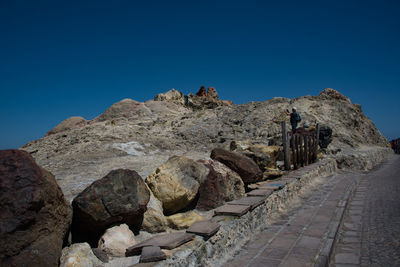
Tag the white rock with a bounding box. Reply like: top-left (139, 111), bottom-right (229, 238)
top-left (98, 224), bottom-right (137, 257)
top-left (60, 243), bottom-right (102, 267)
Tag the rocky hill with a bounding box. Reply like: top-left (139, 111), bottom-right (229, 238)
top-left (21, 87), bottom-right (388, 201)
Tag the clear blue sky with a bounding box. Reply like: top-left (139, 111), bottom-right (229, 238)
top-left (1, 0), bottom-right (399, 149)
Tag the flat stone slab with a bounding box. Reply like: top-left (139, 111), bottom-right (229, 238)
top-left (247, 189), bottom-right (273, 197)
top-left (214, 204), bottom-right (250, 217)
top-left (258, 185), bottom-right (281, 191)
top-left (227, 196), bottom-right (266, 210)
top-left (186, 220), bottom-right (221, 238)
top-left (140, 246), bottom-right (166, 263)
top-left (126, 232), bottom-right (195, 256)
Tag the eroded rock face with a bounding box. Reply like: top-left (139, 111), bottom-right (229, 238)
top-left (47, 116), bottom-right (87, 136)
top-left (210, 148), bottom-right (263, 185)
top-left (98, 224), bottom-right (136, 257)
top-left (71, 169), bottom-right (150, 246)
top-left (142, 185), bottom-right (169, 233)
top-left (94, 98), bottom-right (151, 122)
top-left (196, 159), bottom-right (245, 211)
top-left (0, 150), bottom-right (72, 267)
top-left (145, 156), bottom-right (209, 215)
top-left (60, 243), bottom-right (103, 267)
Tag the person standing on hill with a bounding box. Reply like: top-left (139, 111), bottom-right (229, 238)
top-left (286, 107), bottom-right (301, 133)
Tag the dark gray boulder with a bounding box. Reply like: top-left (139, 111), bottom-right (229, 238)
top-left (71, 169), bottom-right (150, 246)
top-left (319, 125), bottom-right (333, 149)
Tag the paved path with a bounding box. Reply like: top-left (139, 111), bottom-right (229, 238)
top-left (223, 169), bottom-right (358, 267)
top-left (330, 155), bottom-right (400, 267)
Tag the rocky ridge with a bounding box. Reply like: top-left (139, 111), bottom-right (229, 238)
top-left (21, 87), bottom-right (388, 202)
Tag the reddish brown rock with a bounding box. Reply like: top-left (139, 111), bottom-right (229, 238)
top-left (195, 86), bottom-right (207, 97)
top-left (206, 87), bottom-right (219, 99)
top-left (0, 149), bottom-right (72, 267)
top-left (196, 159), bottom-right (245, 211)
top-left (210, 148), bottom-right (263, 185)
top-left (71, 169), bottom-right (150, 246)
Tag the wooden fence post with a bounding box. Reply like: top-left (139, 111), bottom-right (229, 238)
top-left (304, 135), bottom-right (308, 165)
top-left (281, 121), bottom-right (290, 170)
top-left (299, 135), bottom-right (304, 167)
top-left (293, 134), bottom-right (298, 169)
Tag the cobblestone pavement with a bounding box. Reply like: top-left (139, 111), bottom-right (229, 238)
top-left (330, 155), bottom-right (400, 267)
top-left (223, 169), bottom-right (360, 267)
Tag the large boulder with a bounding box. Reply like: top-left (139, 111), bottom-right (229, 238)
top-left (142, 185), bottom-right (169, 233)
top-left (319, 125), bottom-right (333, 149)
top-left (231, 142), bottom-right (281, 171)
top-left (71, 169), bottom-right (150, 246)
top-left (145, 156), bottom-right (209, 215)
top-left (196, 159), bottom-right (245, 211)
top-left (60, 243), bottom-right (103, 267)
top-left (206, 87), bottom-right (219, 99)
top-left (0, 149), bottom-right (72, 267)
top-left (98, 224), bottom-right (136, 257)
top-left (210, 148), bottom-right (263, 184)
top-left (46, 116), bottom-right (87, 136)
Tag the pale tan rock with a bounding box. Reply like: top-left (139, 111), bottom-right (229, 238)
top-left (263, 168), bottom-right (285, 180)
top-left (60, 243), bottom-right (103, 267)
top-left (145, 156), bottom-right (209, 214)
top-left (98, 224), bottom-right (137, 257)
top-left (142, 185), bottom-right (169, 233)
top-left (154, 88), bottom-right (184, 104)
top-left (167, 211), bottom-right (205, 230)
top-left (248, 145), bottom-right (281, 169)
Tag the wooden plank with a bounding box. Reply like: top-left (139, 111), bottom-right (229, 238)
top-left (281, 121), bottom-right (290, 170)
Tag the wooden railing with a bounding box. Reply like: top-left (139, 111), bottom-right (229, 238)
top-left (281, 121), bottom-right (320, 170)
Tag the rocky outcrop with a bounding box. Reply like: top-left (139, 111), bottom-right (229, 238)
top-left (210, 148), bottom-right (263, 184)
top-left (21, 88), bottom-right (389, 202)
top-left (47, 116), bottom-right (87, 136)
top-left (206, 87), bottom-right (219, 99)
top-left (196, 159), bottom-right (245, 211)
top-left (98, 224), bottom-right (137, 257)
top-left (60, 243), bottom-right (103, 267)
top-left (145, 156), bottom-right (209, 215)
top-left (318, 88), bottom-right (351, 103)
top-left (0, 150), bottom-right (72, 267)
top-left (166, 211), bottom-right (205, 230)
top-left (196, 86), bottom-right (207, 97)
top-left (154, 89), bottom-right (184, 104)
top-left (142, 186), bottom-right (169, 233)
top-left (71, 169), bottom-right (150, 246)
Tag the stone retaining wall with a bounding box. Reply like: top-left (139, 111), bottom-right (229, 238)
top-left (153, 147), bottom-right (392, 266)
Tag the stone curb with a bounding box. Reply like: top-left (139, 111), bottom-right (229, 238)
top-left (314, 177), bottom-right (359, 267)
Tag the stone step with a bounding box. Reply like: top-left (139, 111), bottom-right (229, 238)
top-left (126, 232), bottom-right (195, 256)
top-left (227, 196), bottom-right (267, 210)
top-left (214, 204), bottom-right (250, 217)
top-left (186, 220), bottom-right (221, 238)
top-left (139, 246), bottom-right (166, 263)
